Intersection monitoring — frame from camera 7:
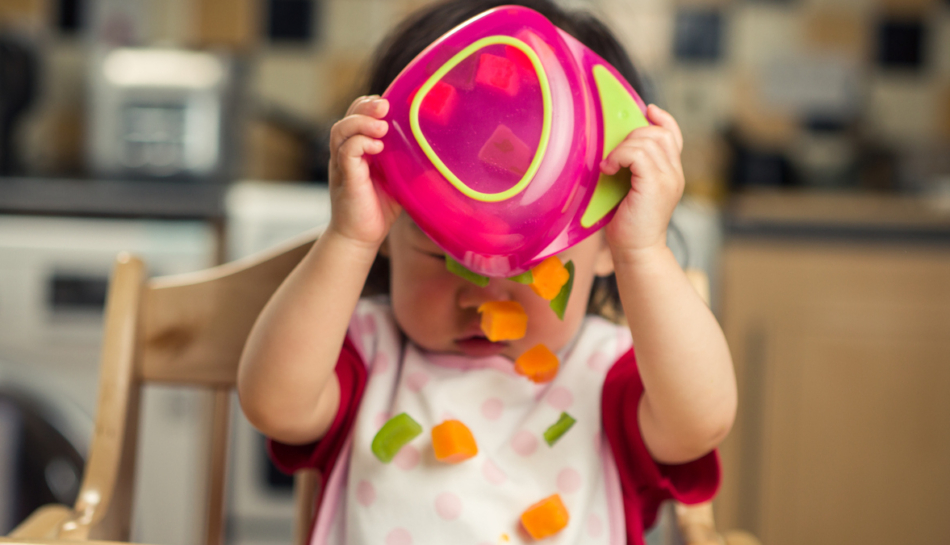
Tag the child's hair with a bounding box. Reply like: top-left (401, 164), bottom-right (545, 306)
top-left (363, 0), bottom-right (647, 320)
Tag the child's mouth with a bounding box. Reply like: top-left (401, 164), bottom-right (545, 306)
top-left (455, 335), bottom-right (507, 357)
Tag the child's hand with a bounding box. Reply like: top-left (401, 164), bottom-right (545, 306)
top-left (602, 105), bottom-right (685, 259)
top-left (327, 96), bottom-right (402, 248)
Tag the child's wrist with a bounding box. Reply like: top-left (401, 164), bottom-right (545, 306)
top-left (322, 224), bottom-right (384, 263)
top-left (609, 241), bottom-right (673, 272)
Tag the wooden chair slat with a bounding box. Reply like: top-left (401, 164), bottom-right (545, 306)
top-left (202, 390), bottom-right (232, 545)
top-left (61, 255), bottom-right (145, 541)
top-left (139, 233), bottom-right (316, 385)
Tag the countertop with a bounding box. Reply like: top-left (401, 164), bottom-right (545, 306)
top-left (725, 190), bottom-right (950, 243)
top-left (0, 177), bottom-right (228, 220)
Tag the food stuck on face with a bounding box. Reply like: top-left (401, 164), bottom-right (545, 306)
top-left (529, 256), bottom-right (571, 300)
top-left (478, 300), bottom-right (529, 342)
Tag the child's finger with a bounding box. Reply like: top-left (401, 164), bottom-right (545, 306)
top-left (602, 136), bottom-right (667, 175)
top-left (349, 96), bottom-right (390, 120)
top-left (336, 135), bottom-right (384, 178)
top-left (646, 105), bottom-right (683, 152)
top-left (601, 138), bottom-right (664, 180)
top-left (345, 95), bottom-right (379, 116)
top-left (330, 115), bottom-right (389, 154)
top-left (625, 125), bottom-right (681, 172)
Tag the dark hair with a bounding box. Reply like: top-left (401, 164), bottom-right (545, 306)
top-left (363, 0), bottom-right (641, 319)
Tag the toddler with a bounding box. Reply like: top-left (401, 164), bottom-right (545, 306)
top-left (238, 1), bottom-right (737, 543)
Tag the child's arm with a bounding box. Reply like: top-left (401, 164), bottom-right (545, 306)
top-left (237, 97), bottom-right (400, 445)
top-left (603, 105), bottom-right (737, 465)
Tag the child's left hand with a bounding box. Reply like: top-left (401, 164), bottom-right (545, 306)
top-left (601, 105), bottom-right (685, 259)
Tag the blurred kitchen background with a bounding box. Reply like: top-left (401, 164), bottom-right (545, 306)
top-left (0, 0), bottom-right (947, 544)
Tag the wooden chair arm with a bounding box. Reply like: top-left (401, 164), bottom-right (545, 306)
top-left (7, 506), bottom-right (74, 539)
top-left (293, 469), bottom-right (320, 545)
top-left (675, 502), bottom-right (724, 545)
top-left (722, 530), bottom-right (762, 545)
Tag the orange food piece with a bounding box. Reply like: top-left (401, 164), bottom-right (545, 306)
top-left (431, 419), bottom-right (478, 463)
top-left (515, 344), bottom-right (560, 383)
top-left (530, 257), bottom-right (571, 300)
top-left (521, 493), bottom-right (569, 540)
top-left (478, 301), bottom-right (528, 341)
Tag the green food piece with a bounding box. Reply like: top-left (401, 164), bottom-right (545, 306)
top-left (446, 255), bottom-right (490, 287)
top-left (371, 413), bottom-right (423, 463)
top-left (508, 270), bottom-right (534, 284)
top-left (543, 412), bottom-right (577, 446)
top-left (549, 261), bottom-right (575, 320)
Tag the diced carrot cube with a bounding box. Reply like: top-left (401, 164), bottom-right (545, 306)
top-left (521, 494), bottom-right (570, 540)
top-left (529, 257), bottom-right (570, 300)
top-left (478, 124), bottom-right (533, 177)
top-left (514, 344), bottom-right (559, 383)
top-left (431, 419), bottom-right (478, 463)
top-left (476, 53), bottom-right (520, 96)
top-left (420, 80), bottom-right (458, 125)
top-left (478, 301), bottom-right (528, 342)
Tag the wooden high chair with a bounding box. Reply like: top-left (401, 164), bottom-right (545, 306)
top-left (1, 230), bottom-right (757, 545)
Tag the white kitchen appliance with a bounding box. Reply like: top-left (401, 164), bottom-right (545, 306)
top-left (88, 48), bottom-right (238, 181)
top-left (0, 214), bottom-right (215, 544)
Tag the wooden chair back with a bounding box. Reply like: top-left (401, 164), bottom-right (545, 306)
top-left (4, 228), bottom-right (753, 545)
top-left (8, 229), bottom-right (321, 545)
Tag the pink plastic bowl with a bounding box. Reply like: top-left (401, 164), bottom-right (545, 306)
top-left (370, 5), bottom-right (650, 277)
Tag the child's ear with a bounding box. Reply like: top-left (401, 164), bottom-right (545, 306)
top-left (593, 233), bottom-right (615, 277)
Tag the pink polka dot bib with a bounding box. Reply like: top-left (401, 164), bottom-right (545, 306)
top-left (311, 298), bottom-right (633, 545)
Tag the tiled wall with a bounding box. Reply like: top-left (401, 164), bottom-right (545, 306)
top-left (652, 0), bottom-right (950, 195)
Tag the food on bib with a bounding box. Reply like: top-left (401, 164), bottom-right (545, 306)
top-left (478, 301), bottom-right (528, 341)
top-left (529, 256), bottom-right (571, 300)
top-left (447, 255), bottom-right (490, 287)
top-left (431, 419), bottom-right (479, 463)
top-left (514, 344), bottom-right (559, 383)
top-left (543, 412), bottom-right (576, 446)
top-left (371, 413), bottom-right (423, 463)
top-left (548, 261), bottom-right (575, 320)
top-left (520, 493), bottom-right (570, 540)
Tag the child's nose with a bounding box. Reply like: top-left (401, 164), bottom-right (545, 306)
top-left (456, 278), bottom-right (512, 310)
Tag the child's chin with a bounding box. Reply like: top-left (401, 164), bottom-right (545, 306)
top-left (455, 337), bottom-right (508, 357)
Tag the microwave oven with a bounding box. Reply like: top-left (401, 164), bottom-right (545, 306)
top-left (87, 48), bottom-right (239, 181)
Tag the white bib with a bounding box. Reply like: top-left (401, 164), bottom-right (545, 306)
top-left (311, 298), bottom-right (632, 545)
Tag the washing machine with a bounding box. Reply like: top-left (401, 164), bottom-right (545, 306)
top-left (0, 214), bottom-right (215, 544)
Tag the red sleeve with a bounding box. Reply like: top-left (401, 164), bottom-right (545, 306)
top-left (267, 336), bottom-right (368, 476)
top-left (602, 348), bottom-right (721, 541)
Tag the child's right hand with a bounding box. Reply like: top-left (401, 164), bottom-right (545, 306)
top-left (327, 95), bottom-right (402, 248)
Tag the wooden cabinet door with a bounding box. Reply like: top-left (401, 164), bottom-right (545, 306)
top-left (717, 242), bottom-right (950, 545)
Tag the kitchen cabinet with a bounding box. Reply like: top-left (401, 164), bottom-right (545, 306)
top-left (716, 191), bottom-right (950, 545)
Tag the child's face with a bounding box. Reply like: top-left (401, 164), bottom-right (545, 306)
top-left (384, 214), bottom-right (615, 360)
